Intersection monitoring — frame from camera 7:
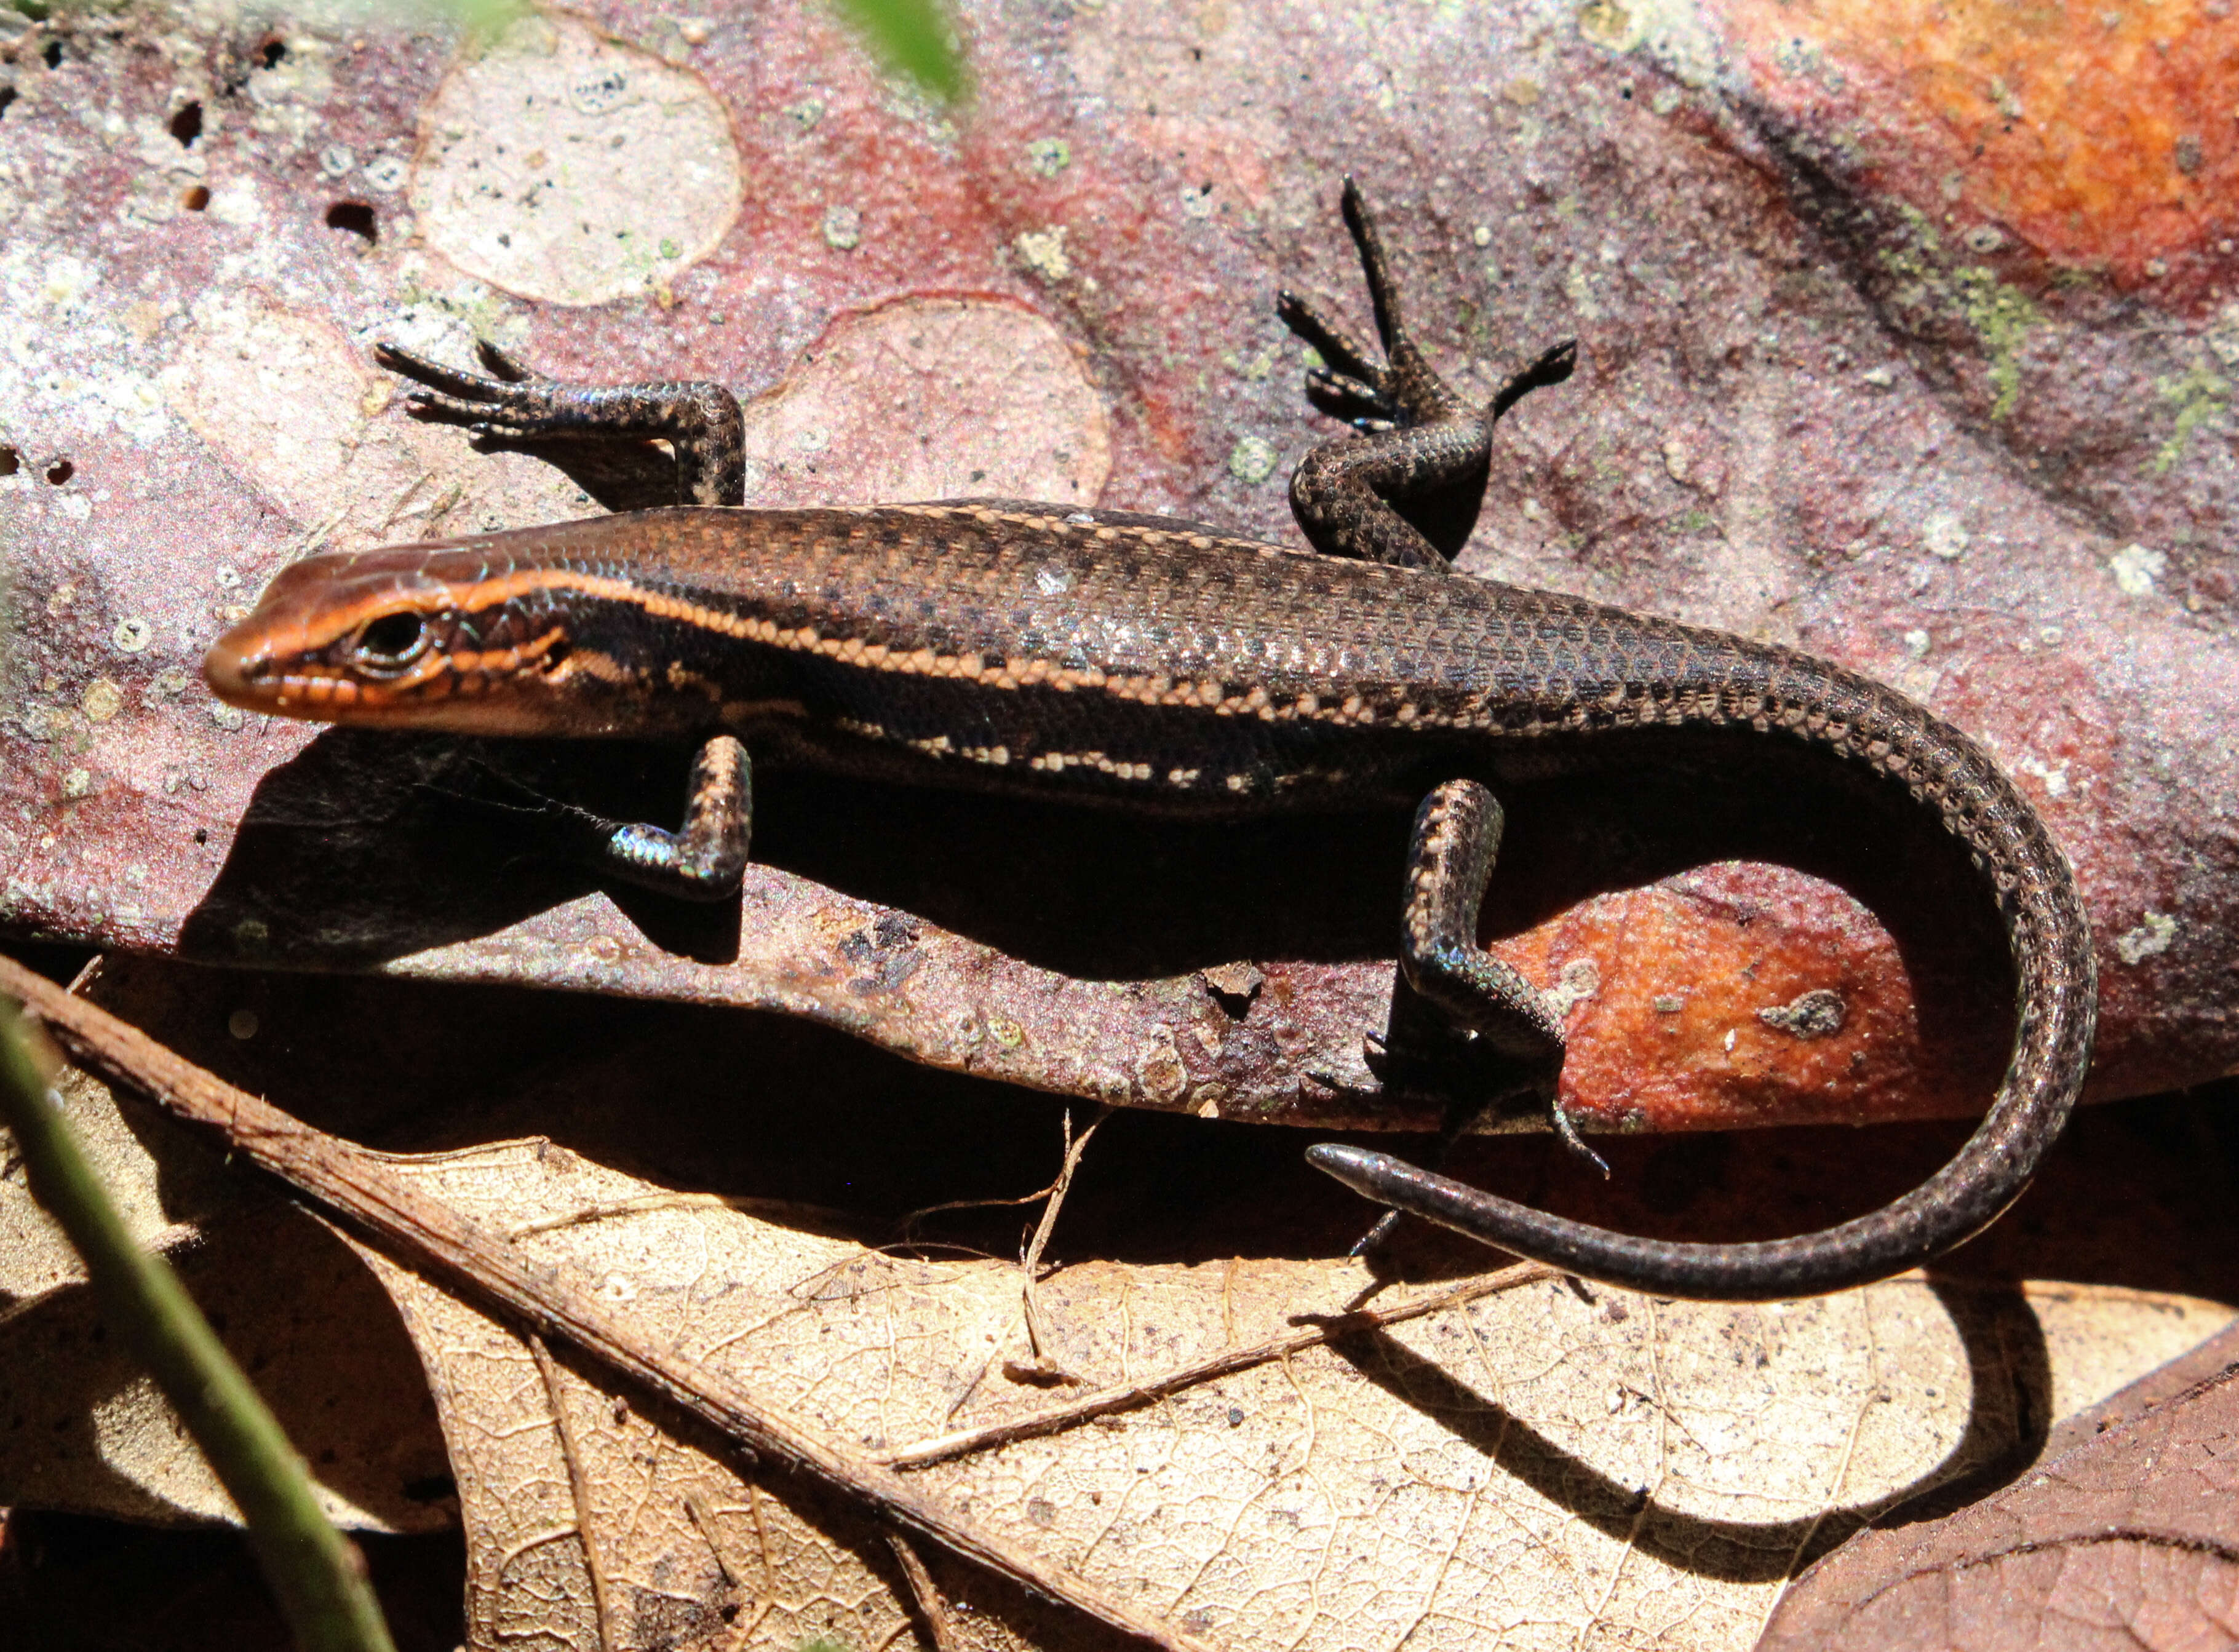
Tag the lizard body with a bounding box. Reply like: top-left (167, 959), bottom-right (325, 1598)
top-left (204, 183), bottom-right (2096, 1300)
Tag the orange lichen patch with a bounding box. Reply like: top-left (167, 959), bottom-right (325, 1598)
top-left (1725, 0), bottom-right (2239, 284)
top-left (1487, 865), bottom-right (2006, 1132)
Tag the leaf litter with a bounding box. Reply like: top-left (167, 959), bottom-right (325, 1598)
top-left (2, 955), bottom-right (2235, 1651)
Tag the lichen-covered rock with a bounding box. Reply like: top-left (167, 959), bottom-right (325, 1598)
top-left (1, 0), bottom-right (2230, 1133)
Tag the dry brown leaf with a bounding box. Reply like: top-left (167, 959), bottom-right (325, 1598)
top-left (0, 1065), bottom-right (450, 1533)
top-left (0, 1190), bottom-right (452, 1535)
top-left (0, 1066), bottom-right (221, 1317)
top-left (4, 960), bottom-right (2238, 1648)
top-left (321, 1134), bottom-right (2233, 1651)
top-left (1758, 1361), bottom-right (2239, 1650)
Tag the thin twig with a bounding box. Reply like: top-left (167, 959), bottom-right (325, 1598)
top-left (681, 1488), bottom-right (763, 1649)
top-left (509, 1190), bottom-right (852, 1241)
top-left (683, 1491), bottom-right (742, 1594)
top-left (530, 1334), bottom-right (615, 1650)
top-left (1, 955), bottom-right (1212, 1652)
top-left (897, 1180), bottom-right (1062, 1244)
top-left (1019, 1103), bottom-right (1110, 1370)
top-left (747, 1480), bottom-right (777, 1606)
top-left (885, 1260), bottom-right (1556, 1470)
top-left (886, 1532), bottom-right (961, 1652)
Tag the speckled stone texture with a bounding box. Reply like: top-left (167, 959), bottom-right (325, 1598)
top-left (0, 0), bottom-right (2231, 1133)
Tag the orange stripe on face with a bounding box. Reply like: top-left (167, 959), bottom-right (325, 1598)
top-left (451, 626), bottom-right (569, 678)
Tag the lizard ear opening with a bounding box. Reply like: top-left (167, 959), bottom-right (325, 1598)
top-left (352, 611), bottom-right (429, 676)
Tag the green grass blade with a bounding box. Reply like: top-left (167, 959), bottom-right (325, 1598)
top-left (0, 1003), bottom-right (399, 1652)
top-left (830, 0), bottom-right (966, 102)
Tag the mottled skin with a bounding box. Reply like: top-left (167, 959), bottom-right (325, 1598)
top-left (204, 183), bottom-right (2097, 1301)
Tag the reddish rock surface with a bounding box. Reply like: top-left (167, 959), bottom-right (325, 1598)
top-left (1, 1), bottom-right (2231, 1135)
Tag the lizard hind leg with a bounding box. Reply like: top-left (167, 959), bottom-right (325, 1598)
top-left (1277, 178), bottom-right (1578, 568)
top-left (1392, 777), bottom-right (1605, 1173)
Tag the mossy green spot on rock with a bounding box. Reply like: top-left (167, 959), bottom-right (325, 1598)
top-left (1952, 266), bottom-right (2039, 420)
top-left (2151, 364), bottom-right (2228, 475)
top-left (1875, 210), bottom-right (2042, 421)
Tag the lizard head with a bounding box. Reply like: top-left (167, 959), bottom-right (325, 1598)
top-left (204, 541), bottom-right (597, 734)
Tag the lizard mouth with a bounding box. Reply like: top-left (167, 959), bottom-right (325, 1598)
top-left (202, 623), bottom-right (280, 708)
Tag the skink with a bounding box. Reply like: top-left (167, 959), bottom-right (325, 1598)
top-left (203, 181), bottom-right (2098, 1300)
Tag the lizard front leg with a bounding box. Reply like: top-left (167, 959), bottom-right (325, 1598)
top-left (596, 734), bottom-right (754, 900)
top-left (375, 340), bottom-right (746, 509)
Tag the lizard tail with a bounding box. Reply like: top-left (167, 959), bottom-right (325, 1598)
top-left (1311, 659), bottom-right (2099, 1300)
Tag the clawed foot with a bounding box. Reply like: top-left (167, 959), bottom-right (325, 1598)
top-left (372, 338), bottom-right (743, 508)
top-left (1275, 287), bottom-right (1406, 431)
top-left (1490, 338), bottom-right (1580, 422)
top-left (1312, 1024), bottom-right (1607, 1261)
top-left (1276, 177), bottom-right (1580, 437)
top-left (375, 340), bottom-right (559, 443)
top-left (1334, 1025), bottom-right (1578, 1148)
top-left (1546, 1094), bottom-right (1609, 1178)
top-left (1275, 177), bottom-right (1461, 432)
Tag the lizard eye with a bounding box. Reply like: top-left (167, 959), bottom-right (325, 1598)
top-left (351, 611), bottom-right (430, 676)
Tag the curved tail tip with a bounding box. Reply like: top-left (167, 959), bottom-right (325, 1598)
top-left (1306, 1143), bottom-right (1398, 1199)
